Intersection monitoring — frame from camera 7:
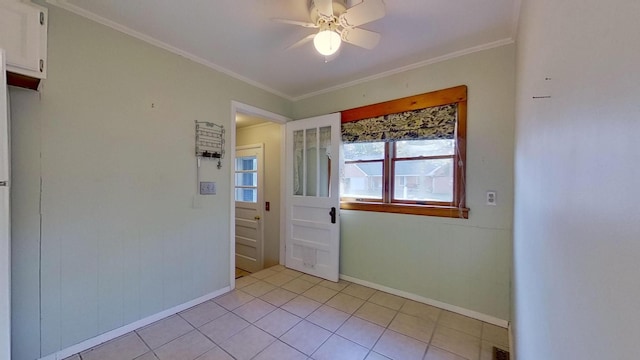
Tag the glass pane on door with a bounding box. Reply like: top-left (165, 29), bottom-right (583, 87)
top-left (293, 130), bottom-right (303, 196)
top-left (318, 126), bottom-right (331, 197)
top-left (235, 155), bottom-right (258, 202)
top-left (306, 128), bottom-right (317, 197)
top-left (292, 126), bottom-right (332, 198)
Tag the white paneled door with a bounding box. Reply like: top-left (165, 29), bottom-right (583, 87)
top-left (285, 113), bottom-right (341, 282)
top-left (0, 49), bottom-right (11, 360)
top-left (235, 145), bottom-right (264, 273)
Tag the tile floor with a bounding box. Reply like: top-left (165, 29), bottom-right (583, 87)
top-left (66, 265), bottom-right (509, 360)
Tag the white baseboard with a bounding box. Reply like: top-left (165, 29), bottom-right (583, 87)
top-left (40, 286), bottom-right (231, 360)
top-left (340, 274), bottom-right (508, 328)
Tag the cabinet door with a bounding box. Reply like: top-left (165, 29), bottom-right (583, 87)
top-left (0, 1), bottom-right (47, 78)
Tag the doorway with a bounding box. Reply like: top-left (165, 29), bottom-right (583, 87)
top-left (230, 102), bottom-right (288, 285)
top-left (234, 144), bottom-right (264, 273)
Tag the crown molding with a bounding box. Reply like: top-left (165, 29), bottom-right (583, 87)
top-left (511, 0), bottom-right (523, 40)
top-left (45, 0), bottom-right (295, 101)
top-left (291, 38), bottom-right (515, 101)
top-left (46, 0), bottom-right (518, 103)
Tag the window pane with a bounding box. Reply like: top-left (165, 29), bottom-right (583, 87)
top-left (393, 159), bottom-right (453, 202)
top-left (343, 142), bottom-right (385, 161)
top-left (318, 126), bottom-right (331, 197)
top-left (395, 139), bottom-right (454, 158)
top-left (306, 128), bottom-right (317, 196)
top-left (234, 172), bottom-right (257, 187)
top-left (293, 130), bottom-right (303, 196)
top-left (340, 161), bottom-right (383, 199)
top-left (235, 188), bottom-right (257, 202)
top-left (235, 156), bottom-right (257, 171)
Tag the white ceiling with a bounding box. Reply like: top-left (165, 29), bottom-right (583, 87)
top-left (236, 113), bottom-right (272, 129)
top-left (49, 0), bottom-right (520, 100)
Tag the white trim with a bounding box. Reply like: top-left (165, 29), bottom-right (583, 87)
top-left (230, 101), bottom-right (289, 288)
top-left (0, 48), bottom-right (11, 360)
top-left (340, 274), bottom-right (509, 328)
top-left (231, 102), bottom-right (290, 124)
top-left (40, 286), bottom-right (231, 360)
top-left (44, 0), bottom-right (293, 101)
top-left (229, 108), bottom-right (237, 289)
top-left (291, 38), bottom-right (515, 101)
top-left (45, 0), bottom-right (515, 101)
top-left (279, 124), bottom-right (286, 265)
top-left (511, 0), bottom-right (523, 41)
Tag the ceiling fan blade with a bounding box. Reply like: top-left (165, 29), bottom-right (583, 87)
top-left (341, 28), bottom-right (381, 49)
top-left (286, 34), bottom-right (315, 50)
top-left (314, 0), bottom-right (334, 18)
top-left (340, 0), bottom-right (385, 27)
top-left (273, 18), bottom-right (318, 28)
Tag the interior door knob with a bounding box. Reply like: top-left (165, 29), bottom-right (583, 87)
top-left (254, 215), bottom-right (261, 220)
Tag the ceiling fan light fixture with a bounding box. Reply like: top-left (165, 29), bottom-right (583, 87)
top-left (313, 29), bottom-right (341, 56)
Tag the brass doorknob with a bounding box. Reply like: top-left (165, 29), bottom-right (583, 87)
top-left (254, 216), bottom-right (261, 220)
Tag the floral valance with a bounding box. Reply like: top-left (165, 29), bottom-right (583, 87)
top-left (341, 103), bottom-right (457, 143)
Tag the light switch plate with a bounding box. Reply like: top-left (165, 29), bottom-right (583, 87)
top-left (200, 182), bottom-right (216, 195)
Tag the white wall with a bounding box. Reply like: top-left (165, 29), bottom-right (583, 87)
top-left (236, 122), bottom-right (283, 268)
top-left (513, 0), bottom-right (640, 358)
top-left (293, 44), bottom-right (516, 321)
top-left (9, 5), bottom-right (289, 360)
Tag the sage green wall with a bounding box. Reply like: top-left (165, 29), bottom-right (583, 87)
top-left (236, 122), bottom-right (283, 268)
top-left (9, 5), bottom-right (289, 360)
top-left (292, 45), bottom-right (515, 320)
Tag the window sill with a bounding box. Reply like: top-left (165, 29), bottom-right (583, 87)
top-left (340, 201), bottom-right (469, 219)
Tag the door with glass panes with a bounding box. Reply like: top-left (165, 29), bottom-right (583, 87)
top-left (235, 145), bottom-right (264, 273)
top-left (285, 113), bottom-right (341, 282)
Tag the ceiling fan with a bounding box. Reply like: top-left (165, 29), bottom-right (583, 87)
top-left (275, 0), bottom-right (386, 57)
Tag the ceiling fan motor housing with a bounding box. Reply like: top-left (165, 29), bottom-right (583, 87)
top-left (309, 0), bottom-right (348, 23)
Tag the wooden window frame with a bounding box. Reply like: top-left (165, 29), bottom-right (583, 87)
top-left (340, 85), bottom-right (469, 219)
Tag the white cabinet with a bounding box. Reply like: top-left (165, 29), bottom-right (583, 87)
top-left (0, 1), bottom-right (47, 79)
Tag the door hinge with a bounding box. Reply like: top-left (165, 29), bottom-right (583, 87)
top-left (0, 181), bottom-right (7, 187)
top-left (40, 12), bottom-right (45, 25)
top-left (40, 59), bottom-right (44, 72)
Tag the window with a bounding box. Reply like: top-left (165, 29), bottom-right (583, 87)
top-left (235, 156), bottom-right (258, 202)
top-left (339, 86), bottom-right (468, 218)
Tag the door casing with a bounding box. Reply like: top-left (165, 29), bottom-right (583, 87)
top-left (0, 48), bottom-right (11, 360)
top-left (229, 101), bottom-right (289, 287)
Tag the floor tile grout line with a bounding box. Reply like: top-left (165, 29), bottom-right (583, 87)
top-left (131, 331), bottom-right (153, 357)
top-left (255, 282), bottom-right (376, 359)
top-left (68, 266), bottom-right (505, 360)
top-left (193, 320), bottom-right (245, 360)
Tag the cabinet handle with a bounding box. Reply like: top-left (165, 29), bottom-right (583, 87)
top-left (40, 12), bottom-right (44, 25)
top-left (40, 60), bottom-right (44, 72)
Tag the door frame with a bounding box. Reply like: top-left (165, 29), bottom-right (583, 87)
top-left (229, 101), bottom-right (289, 288)
top-left (0, 48), bottom-right (10, 360)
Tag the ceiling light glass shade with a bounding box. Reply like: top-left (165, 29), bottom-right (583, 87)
top-left (313, 30), bottom-right (342, 56)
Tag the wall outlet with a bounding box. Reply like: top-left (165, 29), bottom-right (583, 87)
top-left (200, 182), bottom-right (216, 195)
top-left (486, 191), bottom-right (497, 206)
